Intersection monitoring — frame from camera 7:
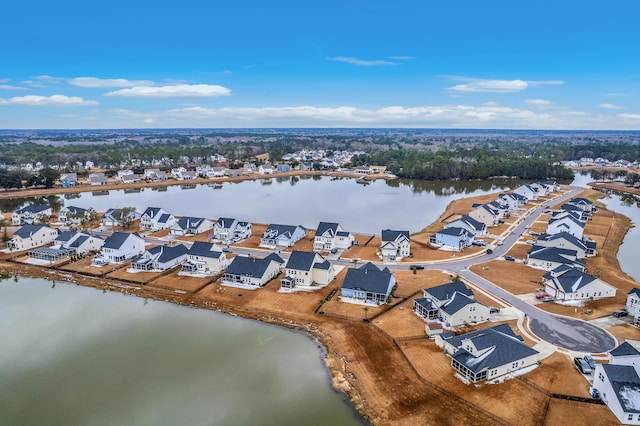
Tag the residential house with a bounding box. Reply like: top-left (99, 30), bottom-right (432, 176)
top-left (131, 244), bottom-right (189, 271)
top-left (568, 197), bottom-right (594, 213)
top-left (213, 217), bottom-right (252, 242)
top-left (170, 217), bottom-right (214, 236)
top-left (140, 207), bottom-right (177, 231)
top-left (353, 166), bottom-right (374, 175)
top-left (259, 164), bottom-right (274, 174)
top-left (469, 205), bottom-right (500, 227)
top-left (530, 182), bottom-right (551, 197)
top-left (280, 250), bottom-right (335, 291)
top-left (535, 232), bottom-right (590, 258)
top-left (435, 324), bottom-right (540, 383)
top-left (59, 206), bottom-right (89, 226)
top-left (144, 168), bottom-right (167, 181)
top-left (259, 224), bottom-right (306, 248)
top-left (543, 265), bottom-right (617, 301)
top-left (429, 227), bottom-right (474, 251)
top-left (447, 215), bottom-right (487, 236)
top-left (180, 170), bottom-right (197, 180)
top-left (181, 241), bottom-right (227, 275)
top-left (121, 174), bottom-right (141, 184)
top-left (12, 204), bottom-right (52, 225)
top-left (222, 253), bottom-right (284, 288)
top-left (243, 163), bottom-right (257, 174)
top-left (28, 231), bottom-right (102, 262)
top-left (380, 229), bottom-right (411, 261)
top-left (60, 173), bottom-right (78, 188)
top-left (276, 164), bottom-right (291, 173)
top-left (414, 281), bottom-right (489, 327)
top-left (514, 184), bottom-right (539, 201)
top-left (340, 262), bottom-right (395, 305)
top-left (7, 224), bottom-right (59, 251)
top-left (98, 232), bottom-right (145, 263)
top-left (559, 204), bottom-right (590, 222)
top-left (498, 193), bottom-right (528, 210)
top-left (546, 214), bottom-right (585, 238)
top-left (525, 246), bottom-right (585, 271)
top-left (88, 173), bottom-right (108, 186)
top-left (593, 342), bottom-right (640, 425)
top-left (102, 208), bottom-right (140, 228)
top-left (627, 288), bottom-right (640, 326)
top-left (313, 222), bottom-right (353, 251)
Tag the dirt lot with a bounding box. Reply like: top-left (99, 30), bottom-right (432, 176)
top-left (543, 398), bottom-right (618, 425)
top-left (470, 261), bottom-right (544, 294)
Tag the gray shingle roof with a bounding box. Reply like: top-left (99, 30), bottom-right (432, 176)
top-left (543, 266), bottom-right (597, 293)
top-left (217, 217), bottom-right (237, 229)
top-left (16, 204), bottom-right (51, 214)
top-left (68, 235), bottom-right (90, 248)
top-left (146, 244), bottom-right (189, 263)
top-left (414, 297), bottom-right (438, 311)
top-left (314, 260), bottom-right (332, 270)
top-left (440, 291), bottom-right (483, 315)
top-left (263, 252), bottom-right (284, 264)
top-left (425, 281), bottom-right (474, 302)
top-left (341, 264), bottom-right (394, 295)
top-left (449, 215), bottom-right (486, 232)
top-left (189, 241), bottom-right (223, 259)
top-left (601, 364), bottom-right (640, 414)
top-left (263, 224), bottom-right (303, 239)
top-left (437, 227), bottom-right (473, 238)
top-left (537, 232), bottom-right (587, 251)
top-left (13, 224), bottom-right (54, 239)
top-left (316, 222), bottom-right (340, 237)
top-left (56, 231), bottom-right (75, 242)
top-left (176, 216), bottom-right (206, 230)
top-left (448, 325), bottom-right (538, 374)
top-left (142, 207), bottom-right (161, 218)
top-left (226, 256), bottom-right (276, 278)
top-left (629, 288), bottom-right (640, 297)
top-left (610, 342), bottom-right (640, 357)
top-left (285, 250), bottom-right (320, 271)
top-left (381, 229), bottom-right (410, 243)
top-left (103, 232), bottom-right (139, 249)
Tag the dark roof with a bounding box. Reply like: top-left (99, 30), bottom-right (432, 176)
top-left (600, 364), bottom-right (640, 414)
top-left (341, 266), bottom-right (394, 295)
top-left (16, 204), bottom-right (51, 214)
top-left (448, 325), bottom-right (538, 374)
top-left (103, 232), bottom-right (139, 249)
top-left (189, 241), bottom-right (223, 259)
top-left (437, 227), bottom-right (473, 238)
top-left (628, 288), bottom-right (640, 297)
top-left (414, 297), bottom-right (438, 311)
top-left (610, 342), bottom-right (640, 357)
top-left (14, 224), bottom-right (54, 239)
top-left (56, 231), bottom-right (75, 242)
top-left (316, 222), bottom-right (340, 237)
top-left (314, 260), bottom-right (332, 270)
top-left (527, 246), bottom-right (580, 264)
top-left (449, 215), bottom-right (486, 232)
top-left (263, 252), bottom-right (284, 264)
top-left (65, 206), bottom-right (86, 214)
top-left (226, 256), bottom-right (276, 278)
top-left (68, 235), bottom-right (90, 248)
top-left (381, 229), bottom-right (410, 243)
top-left (336, 231), bottom-right (350, 237)
top-left (263, 224), bottom-right (303, 238)
top-left (142, 207), bottom-right (161, 218)
top-left (569, 197), bottom-right (592, 206)
top-left (537, 232), bottom-right (587, 251)
top-left (542, 266), bottom-right (597, 293)
top-left (286, 250), bottom-right (321, 271)
top-left (176, 216), bottom-right (207, 230)
top-left (425, 281), bottom-right (474, 302)
top-left (146, 244), bottom-right (189, 263)
top-left (440, 292), bottom-right (483, 315)
top-left (548, 214), bottom-right (585, 229)
top-left (216, 217), bottom-right (237, 229)
top-left (158, 213), bottom-right (172, 224)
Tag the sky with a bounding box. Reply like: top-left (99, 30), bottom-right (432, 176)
top-left (1, 1), bottom-right (639, 130)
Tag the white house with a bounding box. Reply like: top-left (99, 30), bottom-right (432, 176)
top-left (7, 224), bottom-right (59, 251)
top-left (593, 342), bottom-right (640, 425)
top-left (213, 217), bottom-right (252, 242)
top-left (546, 214), bottom-right (585, 238)
top-left (380, 229), bottom-right (411, 261)
top-left (543, 265), bottom-right (617, 301)
top-left (514, 184), bottom-right (539, 201)
top-left (469, 205), bottom-right (500, 227)
top-left (568, 197), bottom-right (594, 213)
top-left (131, 244), bottom-right (189, 271)
top-left (102, 208), bottom-right (140, 228)
top-left (627, 288), bottom-right (640, 325)
top-left (222, 253), bottom-right (284, 288)
top-left (181, 241), bottom-right (228, 275)
top-left (139, 207), bottom-right (177, 231)
top-left (313, 222), bottom-right (353, 251)
top-left (55, 231), bottom-right (103, 254)
top-left (429, 227), bottom-right (474, 251)
top-left (535, 232), bottom-right (590, 259)
top-left (414, 281), bottom-right (490, 327)
top-left (260, 224), bottom-right (306, 248)
top-left (98, 232), bottom-right (145, 263)
top-left (435, 324), bottom-right (540, 383)
top-left (447, 215), bottom-right (487, 236)
top-left (280, 250), bottom-right (335, 291)
top-left (144, 168), bottom-right (167, 181)
top-left (498, 193), bottom-right (527, 210)
top-left (12, 204), bottom-right (52, 225)
top-left (88, 173), bottom-right (108, 186)
top-left (259, 164), bottom-right (274, 175)
top-left (59, 206), bottom-right (89, 226)
top-left (170, 217), bottom-right (214, 236)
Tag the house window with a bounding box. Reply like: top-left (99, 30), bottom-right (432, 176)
top-left (511, 362), bottom-right (519, 369)
top-left (628, 414), bottom-right (633, 421)
top-left (598, 373), bottom-right (604, 381)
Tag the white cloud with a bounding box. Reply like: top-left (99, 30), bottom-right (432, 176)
top-left (0, 84), bottom-right (26, 90)
top-left (327, 56), bottom-right (398, 66)
top-left (617, 113), bottom-right (640, 120)
top-left (389, 56), bottom-right (416, 61)
top-left (105, 84), bottom-right (231, 98)
top-left (68, 77), bottom-right (155, 88)
top-left (599, 103), bottom-right (621, 110)
top-left (448, 77), bottom-right (564, 93)
top-left (526, 99), bottom-right (552, 106)
top-left (33, 75), bottom-right (64, 83)
top-left (0, 95), bottom-right (98, 106)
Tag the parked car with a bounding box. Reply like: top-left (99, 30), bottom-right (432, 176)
top-left (486, 248), bottom-right (493, 254)
top-left (583, 355), bottom-right (596, 369)
top-left (613, 309), bottom-right (628, 318)
top-left (526, 240), bottom-right (535, 245)
top-left (574, 357), bottom-right (593, 374)
top-left (529, 231), bottom-right (540, 236)
top-left (535, 292), bottom-right (550, 299)
top-left (222, 248), bottom-right (231, 253)
top-left (489, 307), bottom-right (501, 314)
top-left (330, 248), bottom-right (338, 254)
top-left (472, 240), bottom-right (486, 246)
top-left (541, 296), bottom-right (554, 302)
top-left (504, 256), bottom-right (515, 261)
top-left (410, 265), bottom-right (425, 270)
top-left (497, 240), bottom-right (504, 246)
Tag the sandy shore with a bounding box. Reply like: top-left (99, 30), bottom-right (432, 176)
top-left (0, 185), bottom-right (635, 425)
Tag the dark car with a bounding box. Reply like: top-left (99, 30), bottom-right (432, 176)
top-left (489, 307), bottom-right (501, 314)
top-left (504, 256), bottom-right (515, 261)
top-left (613, 309), bottom-right (628, 318)
top-left (574, 357), bottom-right (592, 374)
top-left (486, 248), bottom-right (493, 254)
top-left (410, 265), bottom-right (425, 270)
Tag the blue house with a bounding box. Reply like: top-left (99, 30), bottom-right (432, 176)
top-left (430, 227), bottom-right (474, 251)
top-left (340, 262), bottom-right (395, 305)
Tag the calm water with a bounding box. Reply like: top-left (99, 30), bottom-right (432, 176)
top-left (0, 278), bottom-right (361, 426)
top-left (34, 176), bottom-right (524, 234)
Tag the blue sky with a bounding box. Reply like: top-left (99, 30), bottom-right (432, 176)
top-left (1, 1), bottom-right (639, 129)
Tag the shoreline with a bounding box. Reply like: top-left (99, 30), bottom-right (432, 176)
top-left (1, 184), bottom-right (637, 424)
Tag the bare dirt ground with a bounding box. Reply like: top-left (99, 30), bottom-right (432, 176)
top-left (1, 184), bottom-right (636, 425)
